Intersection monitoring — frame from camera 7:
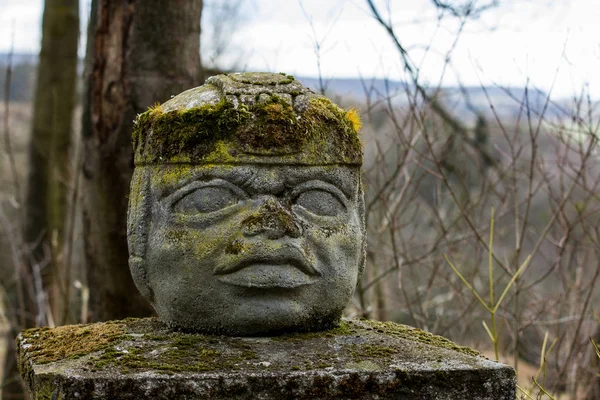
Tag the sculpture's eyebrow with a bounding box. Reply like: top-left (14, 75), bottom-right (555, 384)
top-left (286, 169), bottom-right (357, 199)
top-left (186, 167), bottom-right (255, 187)
top-left (155, 166), bottom-right (357, 199)
top-left (235, 167), bottom-right (355, 198)
top-left (156, 167), bottom-right (254, 200)
top-left (233, 168), bottom-right (260, 191)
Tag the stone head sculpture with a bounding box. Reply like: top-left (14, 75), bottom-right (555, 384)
top-left (127, 72), bottom-right (365, 335)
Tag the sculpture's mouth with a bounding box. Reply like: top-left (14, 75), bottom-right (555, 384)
top-left (214, 248), bottom-right (320, 289)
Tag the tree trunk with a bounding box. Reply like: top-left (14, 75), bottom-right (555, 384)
top-left (82, 0), bottom-right (202, 322)
top-left (24, 0), bottom-right (79, 325)
top-left (4, 1), bottom-right (79, 398)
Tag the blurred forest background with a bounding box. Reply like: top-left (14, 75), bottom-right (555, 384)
top-left (1, 0), bottom-right (599, 399)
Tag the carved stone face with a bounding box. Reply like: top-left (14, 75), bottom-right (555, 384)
top-left (129, 163), bottom-right (365, 335)
top-left (128, 72), bottom-right (365, 335)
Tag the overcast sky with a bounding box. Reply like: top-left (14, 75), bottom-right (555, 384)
top-left (1, 0), bottom-right (599, 98)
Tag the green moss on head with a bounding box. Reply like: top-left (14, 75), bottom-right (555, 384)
top-left (133, 97), bottom-right (250, 164)
top-left (241, 199), bottom-right (301, 238)
top-left (147, 102), bottom-right (163, 115)
top-left (238, 94), bottom-right (298, 149)
top-left (133, 92), bottom-right (362, 166)
top-left (345, 108), bottom-right (362, 132)
top-left (225, 239), bottom-right (246, 255)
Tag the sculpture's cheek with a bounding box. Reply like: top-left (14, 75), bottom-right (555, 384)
top-left (306, 221), bottom-right (363, 294)
top-left (144, 224), bottom-right (239, 327)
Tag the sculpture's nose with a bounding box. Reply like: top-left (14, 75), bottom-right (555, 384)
top-left (241, 197), bottom-right (302, 239)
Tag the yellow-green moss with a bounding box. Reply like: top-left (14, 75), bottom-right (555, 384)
top-left (92, 344), bottom-right (226, 373)
top-left (20, 322), bottom-right (126, 365)
top-left (345, 108), bottom-right (362, 132)
top-left (225, 239), bottom-right (246, 255)
top-left (350, 344), bottom-right (397, 359)
top-left (88, 331), bottom-right (265, 374)
top-left (133, 95), bottom-right (362, 166)
top-left (361, 320), bottom-right (480, 357)
top-left (241, 202), bottom-right (301, 238)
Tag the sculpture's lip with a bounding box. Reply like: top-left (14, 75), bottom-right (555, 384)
top-left (214, 248), bottom-right (320, 289)
top-left (214, 247), bottom-right (320, 277)
top-left (216, 263), bottom-right (319, 289)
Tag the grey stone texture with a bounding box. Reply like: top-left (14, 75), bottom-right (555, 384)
top-left (128, 72), bottom-right (365, 335)
top-left (18, 318), bottom-right (516, 399)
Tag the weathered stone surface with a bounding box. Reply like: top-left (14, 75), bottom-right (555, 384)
top-left (18, 318), bottom-right (515, 399)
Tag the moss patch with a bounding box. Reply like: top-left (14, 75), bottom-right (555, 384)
top-left (91, 342), bottom-right (226, 373)
top-left (133, 94), bottom-right (362, 166)
top-left (80, 320), bottom-right (355, 374)
top-left (345, 108), bottom-right (362, 132)
top-left (88, 331), bottom-right (266, 374)
top-left (361, 319), bottom-right (480, 357)
top-left (133, 97), bottom-right (247, 164)
top-left (241, 200), bottom-right (301, 238)
top-left (20, 322), bottom-right (126, 365)
top-left (350, 344), bottom-right (397, 359)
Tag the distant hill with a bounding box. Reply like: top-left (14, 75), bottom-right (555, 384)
top-left (297, 76), bottom-right (569, 123)
top-left (0, 52), bottom-right (575, 121)
top-left (0, 52), bottom-right (38, 66)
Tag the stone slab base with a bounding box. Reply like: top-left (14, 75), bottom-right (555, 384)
top-left (18, 318), bottom-right (515, 399)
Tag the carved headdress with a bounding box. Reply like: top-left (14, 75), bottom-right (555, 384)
top-left (132, 72), bottom-right (362, 166)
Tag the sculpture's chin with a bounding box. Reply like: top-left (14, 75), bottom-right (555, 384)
top-left (159, 302), bottom-right (345, 336)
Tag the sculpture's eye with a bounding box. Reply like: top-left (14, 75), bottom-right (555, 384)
top-left (294, 189), bottom-right (345, 217)
top-left (174, 186), bottom-right (242, 214)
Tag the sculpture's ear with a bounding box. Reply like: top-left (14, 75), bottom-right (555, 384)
top-left (129, 256), bottom-right (154, 303)
top-left (127, 168), bottom-right (154, 303)
top-left (357, 175), bottom-right (367, 278)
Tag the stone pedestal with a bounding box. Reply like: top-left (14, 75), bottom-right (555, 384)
top-left (18, 318), bottom-right (515, 399)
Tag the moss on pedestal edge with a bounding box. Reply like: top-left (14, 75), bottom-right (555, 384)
top-left (132, 95), bottom-right (363, 166)
top-left (17, 321), bottom-right (127, 395)
top-left (19, 322), bottom-right (126, 365)
top-left (19, 318), bottom-right (481, 378)
top-left (360, 319), bottom-right (480, 357)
